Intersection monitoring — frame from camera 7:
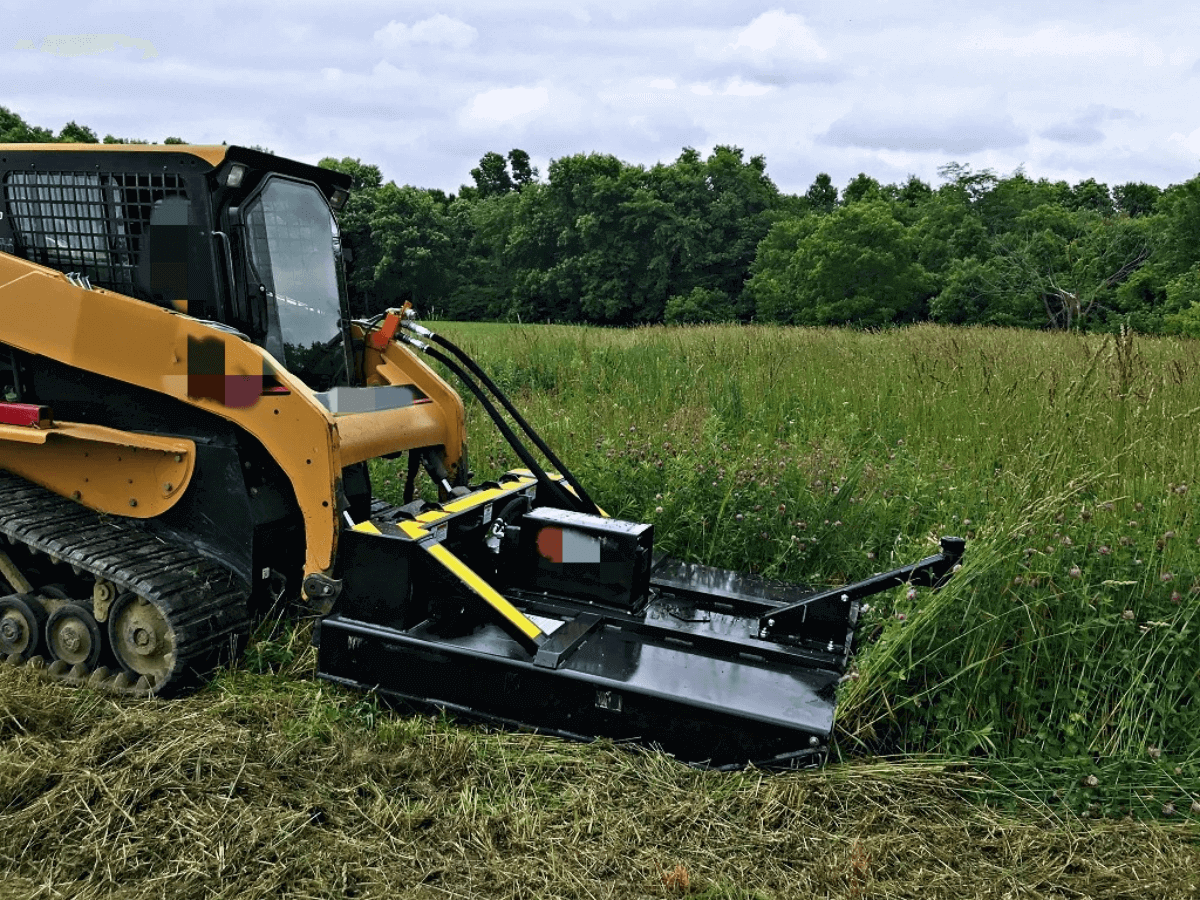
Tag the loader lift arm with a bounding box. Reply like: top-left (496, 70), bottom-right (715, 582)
top-left (360, 308), bottom-right (600, 516)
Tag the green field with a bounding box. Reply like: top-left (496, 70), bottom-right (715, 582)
top-left (3, 322), bottom-right (1198, 898)
top-left (416, 322), bottom-right (1200, 801)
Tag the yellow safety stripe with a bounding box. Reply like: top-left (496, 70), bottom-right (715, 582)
top-left (350, 518), bottom-right (427, 539)
top-left (397, 520), bottom-right (429, 539)
top-left (425, 542), bottom-right (545, 644)
top-left (413, 477), bottom-right (536, 525)
top-left (348, 515), bottom-right (542, 648)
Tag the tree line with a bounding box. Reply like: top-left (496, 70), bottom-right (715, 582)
top-left (325, 152), bottom-right (1200, 336)
top-left (5, 106), bottom-right (1200, 334)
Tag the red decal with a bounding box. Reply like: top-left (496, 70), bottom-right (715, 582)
top-left (0, 403), bottom-right (51, 427)
top-left (224, 374), bottom-right (264, 409)
top-left (536, 526), bottom-right (564, 563)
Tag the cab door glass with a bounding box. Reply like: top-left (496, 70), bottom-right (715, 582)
top-left (243, 179), bottom-right (346, 388)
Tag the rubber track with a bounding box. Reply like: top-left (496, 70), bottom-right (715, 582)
top-left (0, 470), bottom-right (251, 696)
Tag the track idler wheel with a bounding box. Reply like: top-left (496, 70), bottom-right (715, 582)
top-left (107, 591), bottom-right (176, 691)
top-left (45, 603), bottom-right (104, 669)
top-left (0, 594), bottom-right (48, 661)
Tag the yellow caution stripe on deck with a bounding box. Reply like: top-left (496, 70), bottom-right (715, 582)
top-left (348, 513), bottom-right (543, 654)
top-left (424, 542), bottom-right (546, 654)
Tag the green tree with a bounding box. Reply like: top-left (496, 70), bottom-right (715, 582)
top-left (507, 149), bottom-right (537, 189)
top-left (936, 204), bottom-right (1151, 329)
top-left (974, 171), bottom-right (1070, 236)
top-left (936, 162), bottom-right (999, 204)
top-left (749, 200), bottom-right (930, 326)
top-left (1154, 174), bottom-right (1200, 274)
top-left (841, 173), bottom-right (882, 205)
top-left (1068, 178), bottom-right (1114, 217)
top-left (1163, 268), bottom-right (1200, 335)
top-left (446, 189), bottom-right (524, 320)
top-left (370, 184), bottom-right (458, 313)
top-left (1113, 182), bottom-right (1161, 218)
top-left (929, 257), bottom-right (1009, 325)
top-left (745, 215), bottom-right (820, 322)
top-left (679, 146), bottom-right (779, 316)
top-left (0, 106), bottom-right (54, 142)
top-left (58, 121), bottom-right (99, 143)
top-left (482, 145), bottom-right (779, 324)
top-left (470, 151), bottom-right (514, 198)
top-left (895, 175), bottom-right (934, 214)
top-left (664, 287), bottom-right (731, 324)
top-left (461, 149), bottom-right (539, 201)
top-left (910, 187), bottom-right (988, 277)
top-left (804, 173), bottom-right (838, 214)
top-left (1113, 174), bottom-right (1200, 333)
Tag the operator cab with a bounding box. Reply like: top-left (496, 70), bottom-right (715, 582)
top-left (0, 144), bottom-right (354, 391)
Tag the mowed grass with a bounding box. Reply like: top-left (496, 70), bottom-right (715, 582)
top-left (3, 322), bottom-right (1199, 899)
top-left (3, 653), bottom-right (1198, 900)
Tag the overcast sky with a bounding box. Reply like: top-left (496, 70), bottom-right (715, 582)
top-left (6, 2), bottom-right (1199, 197)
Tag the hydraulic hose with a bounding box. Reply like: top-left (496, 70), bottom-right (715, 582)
top-left (402, 322), bottom-right (602, 517)
top-left (399, 334), bottom-right (584, 514)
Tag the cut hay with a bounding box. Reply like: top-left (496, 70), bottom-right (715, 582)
top-left (2, 659), bottom-right (1197, 900)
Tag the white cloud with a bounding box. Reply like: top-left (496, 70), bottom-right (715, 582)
top-left (968, 24), bottom-right (1143, 58)
top-left (1040, 120), bottom-right (1103, 146)
top-left (5, 3), bottom-right (1198, 196)
top-left (731, 10), bottom-right (827, 60)
top-left (820, 99), bottom-right (1027, 154)
top-left (723, 77), bottom-right (771, 97)
top-left (1167, 127), bottom-right (1200, 156)
top-left (464, 85), bottom-right (549, 123)
top-left (693, 10), bottom-right (835, 86)
top-left (1040, 104), bottom-right (1136, 146)
top-left (374, 15), bottom-right (477, 50)
top-left (371, 61), bottom-right (420, 85)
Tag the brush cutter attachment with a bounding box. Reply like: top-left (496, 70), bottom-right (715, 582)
top-left (314, 313), bottom-right (965, 768)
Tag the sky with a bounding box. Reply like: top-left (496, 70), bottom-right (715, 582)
top-left (5, 1), bottom-right (1200, 197)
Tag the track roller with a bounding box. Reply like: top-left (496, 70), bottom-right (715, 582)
top-left (45, 603), bottom-right (104, 669)
top-left (0, 593), bottom-right (47, 660)
top-left (107, 591), bottom-right (175, 689)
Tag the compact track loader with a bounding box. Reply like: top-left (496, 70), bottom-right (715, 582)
top-left (0, 143), bottom-right (962, 767)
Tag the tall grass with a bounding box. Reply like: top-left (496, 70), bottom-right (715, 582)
top-left (380, 321), bottom-right (1200, 816)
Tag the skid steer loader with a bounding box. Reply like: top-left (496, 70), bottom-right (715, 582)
top-left (0, 143), bottom-right (962, 767)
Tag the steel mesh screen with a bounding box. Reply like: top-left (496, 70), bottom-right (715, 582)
top-left (3, 171), bottom-right (187, 298)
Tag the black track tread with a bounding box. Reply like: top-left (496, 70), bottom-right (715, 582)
top-left (0, 470), bottom-right (251, 696)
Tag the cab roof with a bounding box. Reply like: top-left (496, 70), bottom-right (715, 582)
top-left (0, 143), bottom-right (352, 195)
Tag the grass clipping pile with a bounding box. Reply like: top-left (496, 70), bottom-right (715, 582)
top-left (1, 646), bottom-right (1197, 900)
